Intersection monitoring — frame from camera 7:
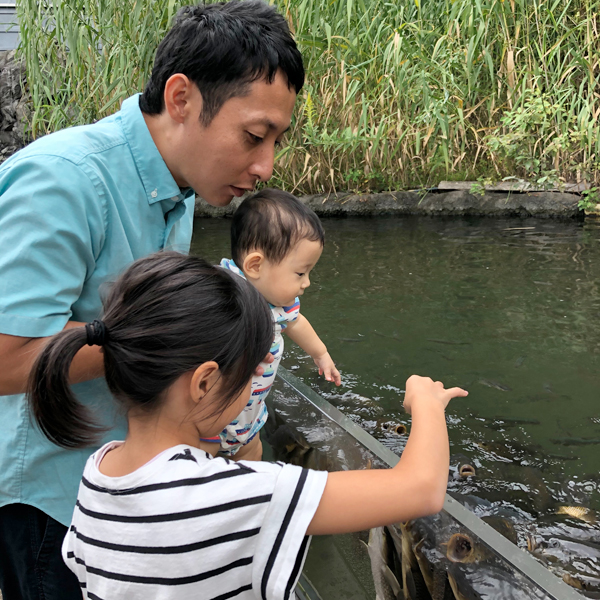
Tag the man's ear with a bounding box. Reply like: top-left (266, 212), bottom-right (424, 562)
top-left (242, 252), bottom-right (265, 281)
top-left (163, 74), bottom-right (201, 125)
top-left (189, 361), bottom-right (220, 403)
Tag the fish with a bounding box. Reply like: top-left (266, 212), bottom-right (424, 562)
top-left (265, 417), bottom-right (330, 470)
top-left (477, 379), bottom-right (511, 392)
top-left (551, 437), bottom-right (600, 446)
top-left (430, 572), bottom-right (455, 600)
top-left (427, 339), bottom-right (471, 346)
top-left (400, 525), bottom-right (430, 600)
top-left (411, 538), bottom-right (456, 600)
top-left (514, 355), bottom-right (527, 368)
top-left (267, 422), bottom-right (310, 457)
top-left (338, 337), bottom-right (364, 343)
top-left (481, 516), bottom-right (518, 545)
top-left (562, 573), bottom-right (600, 594)
top-left (458, 464), bottom-right (476, 478)
top-left (447, 573), bottom-right (472, 600)
top-left (556, 506), bottom-right (597, 524)
top-left (374, 330), bottom-right (401, 341)
top-left (563, 574), bottom-right (585, 590)
top-left (547, 453), bottom-right (579, 461)
top-left (445, 533), bottom-right (487, 564)
top-left (381, 422), bottom-right (408, 435)
top-left (526, 533), bottom-right (539, 553)
top-left (362, 527), bottom-right (402, 600)
top-left (491, 416), bottom-right (540, 426)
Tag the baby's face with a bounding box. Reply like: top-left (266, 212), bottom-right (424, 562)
top-left (253, 238), bottom-right (323, 306)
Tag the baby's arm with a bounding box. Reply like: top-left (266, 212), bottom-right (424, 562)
top-left (285, 314), bottom-right (341, 385)
top-left (306, 376), bottom-right (468, 535)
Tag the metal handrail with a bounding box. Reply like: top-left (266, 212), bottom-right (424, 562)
top-left (277, 366), bottom-right (584, 600)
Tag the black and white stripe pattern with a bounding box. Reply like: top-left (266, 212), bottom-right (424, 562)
top-left (63, 442), bottom-right (327, 600)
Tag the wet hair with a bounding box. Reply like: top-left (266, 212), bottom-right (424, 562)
top-left (27, 252), bottom-right (273, 449)
top-left (231, 188), bottom-right (325, 267)
top-left (140, 1), bottom-right (304, 125)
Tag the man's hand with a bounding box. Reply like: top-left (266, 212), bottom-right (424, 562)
top-left (254, 352), bottom-right (274, 377)
top-left (313, 352), bottom-right (341, 386)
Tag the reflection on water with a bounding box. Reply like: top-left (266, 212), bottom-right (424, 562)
top-left (191, 215), bottom-right (600, 592)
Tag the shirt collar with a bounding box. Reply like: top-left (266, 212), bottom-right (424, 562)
top-left (220, 258), bottom-right (279, 310)
top-left (220, 258), bottom-right (246, 279)
top-left (119, 94), bottom-right (192, 205)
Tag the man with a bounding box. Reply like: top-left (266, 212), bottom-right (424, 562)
top-left (0, 2), bottom-right (303, 597)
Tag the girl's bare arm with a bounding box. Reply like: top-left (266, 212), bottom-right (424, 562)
top-left (307, 377), bottom-right (467, 535)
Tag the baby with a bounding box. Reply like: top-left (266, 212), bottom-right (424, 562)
top-left (216, 188), bottom-right (341, 459)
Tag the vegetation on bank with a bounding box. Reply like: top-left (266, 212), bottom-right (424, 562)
top-left (17, 0), bottom-right (600, 194)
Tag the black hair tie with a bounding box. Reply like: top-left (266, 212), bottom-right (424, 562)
top-left (85, 319), bottom-right (108, 347)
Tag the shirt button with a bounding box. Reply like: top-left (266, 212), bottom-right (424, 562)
top-left (151, 189), bottom-right (158, 198)
top-left (171, 196), bottom-right (179, 202)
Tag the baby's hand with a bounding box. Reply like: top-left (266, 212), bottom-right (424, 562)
top-left (403, 375), bottom-right (467, 415)
top-left (313, 352), bottom-right (341, 386)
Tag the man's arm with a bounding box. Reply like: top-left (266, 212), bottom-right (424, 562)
top-left (0, 157), bottom-right (107, 396)
top-left (0, 324), bottom-right (104, 396)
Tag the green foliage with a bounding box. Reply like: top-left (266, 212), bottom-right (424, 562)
top-left (17, 0), bottom-right (183, 136)
top-left (16, 0), bottom-right (600, 194)
top-left (469, 176), bottom-right (495, 197)
top-left (578, 187), bottom-right (600, 211)
top-left (486, 89), bottom-right (577, 186)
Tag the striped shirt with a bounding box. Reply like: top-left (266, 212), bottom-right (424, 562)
top-left (63, 442), bottom-right (328, 600)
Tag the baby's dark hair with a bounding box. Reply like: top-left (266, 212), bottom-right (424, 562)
top-left (231, 188), bottom-right (325, 268)
top-left (27, 252), bottom-right (273, 449)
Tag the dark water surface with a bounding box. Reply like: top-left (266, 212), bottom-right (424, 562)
top-left (191, 215), bottom-right (600, 531)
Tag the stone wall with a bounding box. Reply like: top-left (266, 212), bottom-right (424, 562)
top-left (194, 189), bottom-right (583, 219)
top-left (0, 49), bottom-right (30, 161)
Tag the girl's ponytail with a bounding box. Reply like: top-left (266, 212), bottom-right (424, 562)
top-left (28, 326), bottom-right (106, 449)
top-left (27, 252), bottom-right (273, 450)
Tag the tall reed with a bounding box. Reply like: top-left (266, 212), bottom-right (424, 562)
top-left (17, 0), bottom-right (600, 193)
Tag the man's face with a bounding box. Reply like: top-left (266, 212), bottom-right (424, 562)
top-left (175, 70), bottom-right (297, 207)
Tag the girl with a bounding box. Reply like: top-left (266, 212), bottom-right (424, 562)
top-left (28, 251), bottom-right (467, 600)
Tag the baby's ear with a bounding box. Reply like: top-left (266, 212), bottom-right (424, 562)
top-left (242, 252), bottom-right (264, 281)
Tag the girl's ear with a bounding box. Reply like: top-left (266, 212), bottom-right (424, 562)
top-left (242, 252), bottom-right (264, 281)
top-left (189, 361), bottom-right (220, 403)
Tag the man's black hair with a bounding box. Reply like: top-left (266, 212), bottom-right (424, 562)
top-left (231, 188), bottom-right (324, 268)
top-left (140, 1), bottom-right (304, 125)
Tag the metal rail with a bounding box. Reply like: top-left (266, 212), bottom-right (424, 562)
top-left (296, 574), bottom-right (324, 600)
top-left (277, 367), bottom-right (584, 600)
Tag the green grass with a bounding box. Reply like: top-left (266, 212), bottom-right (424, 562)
top-left (16, 0), bottom-right (600, 193)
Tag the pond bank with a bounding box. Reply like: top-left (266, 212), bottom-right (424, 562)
top-left (195, 190), bottom-right (582, 219)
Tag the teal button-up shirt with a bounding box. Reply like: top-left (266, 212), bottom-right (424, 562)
top-left (0, 94), bottom-right (195, 526)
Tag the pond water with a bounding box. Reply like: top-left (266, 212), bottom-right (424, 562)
top-left (191, 215), bottom-right (600, 525)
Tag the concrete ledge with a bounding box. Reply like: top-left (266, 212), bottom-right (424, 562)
top-left (195, 190), bottom-right (582, 219)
